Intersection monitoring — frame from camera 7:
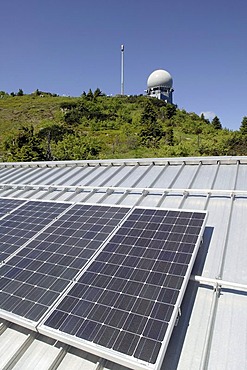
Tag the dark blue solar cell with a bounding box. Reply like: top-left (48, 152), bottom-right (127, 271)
top-left (113, 331), bottom-right (139, 356)
top-left (165, 275), bottom-right (183, 290)
top-left (143, 318), bottom-right (168, 341)
top-left (143, 248), bottom-right (160, 259)
top-left (122, 313), bottom-right (147, 335)
top-left (114, 294), bottom-right (137, 311)
top-left (98, 290), bottom-right (119, 307)
top-left (62, 315), bottom-right (83, 335)
top-left (45, 310), bottom-right (68, 329)
top-left (132, 298), bottom-right (154, 316)
top-left (105, 309), bottom-right (129, 329)
top-left (157, 287), bottom-right (179, 305)
top-left (170, 263), bottom-right (188, 276)
top-left (134, 336), bottom-right (161, 364)
top-left (83, 286), bottom-right (103, 302)
top-left (71, 300), bottom-right (95, 318)
top-left (94, 325), bottom-right (119, 349)
top-left (56, 296), bottom-right (77, 312)
top-left (158, 250), bottom-right (176, 262)
top-left (174, 252), bottom-right (191, 264)
top-left (121, 281), bottom-right (143, 297)
top-left (76, 320), bottom-right (101, 341)
top-left (131, 268), bottom-right (150, 282)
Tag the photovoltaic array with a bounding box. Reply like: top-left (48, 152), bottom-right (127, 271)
top-left (0, 198), bottom-right (206, 369)
top-left (43, 207), bottom-right (206, 368)
top-left (0, 203), bottom-right (130, 322)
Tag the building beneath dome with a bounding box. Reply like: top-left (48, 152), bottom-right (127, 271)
top-left (146, 69), bottom-right (174, 103)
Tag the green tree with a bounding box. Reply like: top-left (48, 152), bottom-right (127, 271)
top-left (34, 89), bottom-right (41, 96)
top-left (5, 125), bottom-right (45, 161)
top-left (240, 116), bottom-right (247, 135)
top-left (166, 103), bottom-right (176, 120)
top-left (17, 88), bottom-right (24, 96)
top-left (166, 127), bottom-right (174, 146)
top-left (212, 116), bottom-right (222, 130)
top-left (93, 88), bottom-right (103, 99)
top-left (53, 135), bottom-right (102, 160)
top-left (87, 89), bottom-right (94, 101)
top-left (38, 123), bottom-right (72, 160)
top-left (140, 100), bottom-right (164, 147)
top-left (0, 91), bottom-right (8, 97)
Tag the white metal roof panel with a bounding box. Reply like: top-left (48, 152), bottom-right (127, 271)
top-left (202, 195), bottom-right (232, 278)
top-left (168, 164), bottom-right (199, 189)
top-left (190, 164), bottom-right (218, 189)
top-left (212, 164), bottom-right (238, 190)
top-left (11, 337), bottom-right (60, 370)
top-left (57, 350), bottom-right (100, 370)
top-left (0, 324), bottom-right (29, 368)
top-left (235, 164), bottom-right (247, 190)
top-left (222, 196), bottom-right (247, 283)
top-left (158, 193), bottom-right (184, 209)
top-left (162, 285), bottom-right (213, 370)
top-left (149, 164), bottom-right (182, 188)
top-left (206, 291), bottom-right (247, 370)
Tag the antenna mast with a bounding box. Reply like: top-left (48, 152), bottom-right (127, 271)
top-left (121, 44), bottom-right (124, 95)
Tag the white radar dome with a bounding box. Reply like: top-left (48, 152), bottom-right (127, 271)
top-left (147, 69), bottom-right (173, 89)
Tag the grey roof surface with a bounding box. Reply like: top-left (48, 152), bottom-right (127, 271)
top-left (0, 156), bottom-right (247, 370)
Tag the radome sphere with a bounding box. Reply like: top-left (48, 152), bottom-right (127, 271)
top-left (147, 69), bottom-right (173, 89)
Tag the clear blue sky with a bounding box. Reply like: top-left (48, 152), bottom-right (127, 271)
top-left (1, 0), bottom-right (246, 130)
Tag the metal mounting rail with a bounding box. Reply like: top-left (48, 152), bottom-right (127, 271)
top-left (1, 183), bottom-right (247, 196)
top-left (191, 275), bottom-right (247, 292)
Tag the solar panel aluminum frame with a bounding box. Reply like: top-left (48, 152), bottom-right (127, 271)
top-left (38, 207), bottom-right (208, 370)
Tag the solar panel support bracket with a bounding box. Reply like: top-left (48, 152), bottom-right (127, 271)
top-left (175, 307), bottom-right (182, 326)
top-left (213, 276), bottom-right (222, 296)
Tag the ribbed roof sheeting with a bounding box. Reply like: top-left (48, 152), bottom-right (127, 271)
top-left (0, 156), bottom-right (247, 370)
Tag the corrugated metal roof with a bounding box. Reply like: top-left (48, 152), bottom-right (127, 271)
top-left (0, 156), bottom-right (247, 370)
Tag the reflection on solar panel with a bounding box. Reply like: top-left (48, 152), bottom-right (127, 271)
top-left (0, 200), bottom-right (70, 262)
top-left (0, 198), bottom-right (24, 218)
top-left (42, 208), bottom-right (206, 370)
top-left (0, 204), bottom-right (130, 323)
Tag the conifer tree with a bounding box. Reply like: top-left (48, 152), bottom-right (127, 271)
top-left (240, 116), bottom-right (247, 135)
top-left (140, 100), bottom-right (164, 147)
top-left (212, 116), bottom-right (222, 130)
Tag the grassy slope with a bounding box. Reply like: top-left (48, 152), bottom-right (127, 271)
top-left (0, 95), bottom-right (75, 154)
top-left (0, 94), bottom-right (237, 160)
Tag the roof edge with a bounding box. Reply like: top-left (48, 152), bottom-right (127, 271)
top-left (0, 156), bottom-right (247, 168)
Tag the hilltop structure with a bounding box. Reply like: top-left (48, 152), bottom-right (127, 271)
top-left (146, 69), bottom-right (174, 103)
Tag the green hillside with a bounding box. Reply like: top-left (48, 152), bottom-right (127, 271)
top-left (0, 90), bottom-right (246, 161)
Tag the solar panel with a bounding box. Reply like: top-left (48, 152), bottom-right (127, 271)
top-left (0, 197), bottom-right (25, 218)
top-left (40, 207), bottom-right (207, 370)
top-left (0, 203), bottom-right (131, 325)
top-left (0, 200), bottom-right (70, 262)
